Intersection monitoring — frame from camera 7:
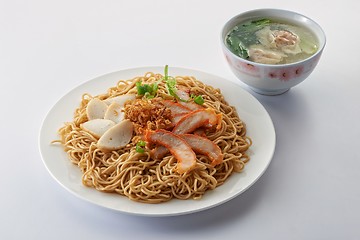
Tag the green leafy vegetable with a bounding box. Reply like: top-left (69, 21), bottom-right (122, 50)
top-left (136, 81), bottom-right (158, 98)
top-left (226, 35), bottom-right (249, 59)
top-left (226, 18), bottom-right (271, 59)
top-left (249, 18), bottom-right (271, 27)
top-left (136, 140), bottom-right (146, 153)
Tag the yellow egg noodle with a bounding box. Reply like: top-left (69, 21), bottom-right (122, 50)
top-left (53, 71), bottom-right (251, 203)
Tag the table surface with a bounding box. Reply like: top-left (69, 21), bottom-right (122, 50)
top-left (1, 0), bottom-right (359, 239)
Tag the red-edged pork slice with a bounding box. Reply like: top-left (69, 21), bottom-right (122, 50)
top-left (150, 128), bottom-right (208, 160)
top-left (175, 86), bottom-right (191, 101)
top-left (171, 113), bottom-right (187, 126)
top-left (179, 134), bottom-right (223, 166)
top-left (193, 128), bottom-right (207, 137)
top-left (178, 101), bottom-right (204, 111)
top-left (172, 108), bottom-right (222, 134)
top-left (144, 129), bottom-right (196, 174)
top-left (151, 145), bottom-right (169, 160)
top-left (162, 100), bottom-right (191, 115)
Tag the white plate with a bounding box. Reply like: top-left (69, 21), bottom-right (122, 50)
top-left (39, 67), bottom-right (275, 216)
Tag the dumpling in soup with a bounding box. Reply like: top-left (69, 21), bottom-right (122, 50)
top-left (248, 45), bottom-right (286, 64)
top-left (255, 26), bottom-right (302, 55)
top-left (225, 18), bottom-right (319, 64)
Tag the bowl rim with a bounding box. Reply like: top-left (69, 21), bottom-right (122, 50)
top-left (221, 8), bottom-right (326, 67)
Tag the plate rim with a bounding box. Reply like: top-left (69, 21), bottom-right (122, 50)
top-left (39, 66), bottom-right (276, 217)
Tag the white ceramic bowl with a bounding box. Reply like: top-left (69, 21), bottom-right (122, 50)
top-left (221, 9), bottom-right (326, 95)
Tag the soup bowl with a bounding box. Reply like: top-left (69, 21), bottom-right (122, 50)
top-left (221, 9), bottom-right (326, 95)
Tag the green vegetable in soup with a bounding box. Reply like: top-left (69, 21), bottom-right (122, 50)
top-left (226, 34), bottom-right (249, 59)
top-left (226, 18), bottom-right (271, 59)
top-left (225, 18), bottom-right (319, 64)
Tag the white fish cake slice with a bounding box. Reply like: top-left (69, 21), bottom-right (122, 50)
top-left (97, 119), bottom-right (134, 151)
top-left (103, 94), bottom-right (136, 106)
top-left (86, 98), bottom-right (108, 120)
top-left (104, 102), bottom-right (124, 123)
top-left (81, 119), bottom-right (115, 138)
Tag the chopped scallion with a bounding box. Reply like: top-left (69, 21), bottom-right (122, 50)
top-left (193, 95), bottom-right (204, 105)
top-left (136, 140), bottom-right (146, 153)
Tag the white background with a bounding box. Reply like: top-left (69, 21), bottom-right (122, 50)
top-left (1, 0), bottom-right (359, 239)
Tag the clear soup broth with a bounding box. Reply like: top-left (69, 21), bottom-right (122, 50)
top-left (225, 18), bottom-right (319, 64)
